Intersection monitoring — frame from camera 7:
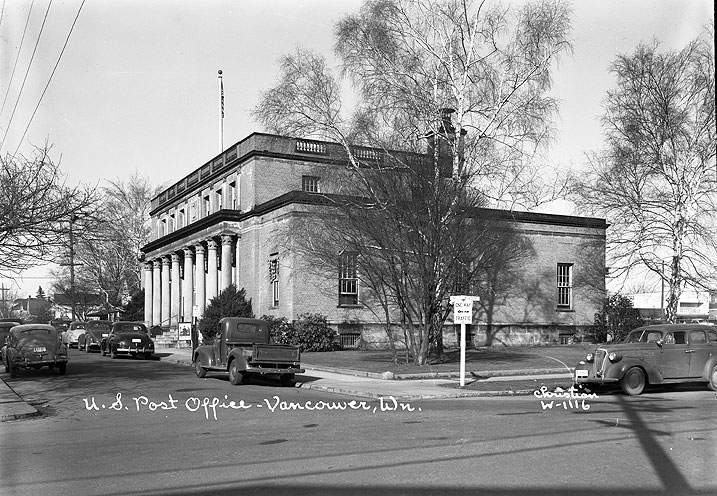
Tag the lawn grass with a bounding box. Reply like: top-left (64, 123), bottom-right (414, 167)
top-left (302, 344), bottom-right (595, 376)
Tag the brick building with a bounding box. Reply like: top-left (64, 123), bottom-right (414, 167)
top-left (140, 132), bottom-right (607, 348)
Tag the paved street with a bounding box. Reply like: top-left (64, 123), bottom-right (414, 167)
top-left (1, 348), bottom-right (716, 496)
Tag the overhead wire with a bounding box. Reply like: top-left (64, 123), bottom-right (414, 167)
top-left (12, 0), bottom-right (86, 157)
top-left (0, 1), bottom-right (35, 117)
top-left (0, 0), bottom-right (52, 154)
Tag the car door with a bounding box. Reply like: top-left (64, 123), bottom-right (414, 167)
top-left (687, 330), bottom-right (713, 377)
top-left (657, 331), bottom-right (691, 378)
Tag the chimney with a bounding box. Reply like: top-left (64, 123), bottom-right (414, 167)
top-left (426, 108), bottom-right (457, 178)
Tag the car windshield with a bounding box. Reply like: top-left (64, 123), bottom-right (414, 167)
top-left (88, 322), bottom-right (112, 330)
top-left (625, 330), bottom-right (663, 343)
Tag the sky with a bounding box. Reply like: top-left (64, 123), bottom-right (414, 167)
top-left (0, 0), bottom-right (713, 298)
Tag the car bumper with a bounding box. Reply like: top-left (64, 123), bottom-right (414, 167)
top-left (573, 367), bottom-right (619, 385)
top-left (115, 347), bottom-right (153, 355)
top-left (245, 366), bottom-right (305, 375)
top-left (13, 358), bottom-right (68, 369)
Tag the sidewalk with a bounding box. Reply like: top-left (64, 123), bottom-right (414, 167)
top-left (1, 347), bottom-right (573, 421)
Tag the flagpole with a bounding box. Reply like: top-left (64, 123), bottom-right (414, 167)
top-left (218, 69), bottom-right (224, 153)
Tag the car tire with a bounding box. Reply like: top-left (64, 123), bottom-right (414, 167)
top-left (195, 360), bottom-right (207, 378)
top-left (57, 363), bottom-right (67, 375)
top-left (9, 362), bottom-right (17, 378)
top-left (621, 367), bottom-right (646, 396)
top-left (708, 365), bottom-right (717, 392)
top-left (228, 360), bottom-right (243, 385)
top-left (110, 347), bottom-right (117, 359)
top-left (280, 374), bottom-right (295, 387)
top-left (144, 353), bottom-right (152, 360)
top-left (85, 342), bottom-right (91, 353)
top-left (3, 358), bottom-right (8, 374)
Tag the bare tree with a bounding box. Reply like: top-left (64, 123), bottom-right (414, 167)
top-left (0, 145), bottom-right (96, 278)
top-left (571, 28), bottom-right (716, 322)
top-left (52, 173), bottom-right (157, 311)
top-left (255, 0), bottom-right (572, 364)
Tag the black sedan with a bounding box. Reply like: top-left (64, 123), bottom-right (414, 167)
top-left (78, 321), bottom-right (113, 352)
top-left (100, 322), bottom-right (154, 360)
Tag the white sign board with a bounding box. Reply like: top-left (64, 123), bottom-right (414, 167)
top-left (450, 295), bottom-right (478, 324)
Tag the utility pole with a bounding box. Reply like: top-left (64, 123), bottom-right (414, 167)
top-left (0, 282), bottom-right (9, 318)
top-left (60, 214), bottom-right (83, 320)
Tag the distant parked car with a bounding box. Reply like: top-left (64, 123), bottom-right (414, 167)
top-left (0, 321), bottom-right (21, 363)
top-left (574, 324), bottom-right (717, 395)
top-left (63, 321), bottom-right (87, 348)
top-left (78, 320), bottom-right (113, 352)
top-left (101, 322), bottom-right (154, 360)
top-left (3, 324), bottom-right (68, 377)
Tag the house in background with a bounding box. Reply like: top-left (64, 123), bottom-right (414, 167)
top-left (631, 290), bottom-right (712, 324)
top-left (10, 296), bottom-right (52, 322)
top-left (51, 292), bottom-right (121, 321)
top-left (140, 131), bottom-right (607, 348)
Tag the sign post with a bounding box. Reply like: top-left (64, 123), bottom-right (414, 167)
top-left (450, 295), bottom-right (480, 387)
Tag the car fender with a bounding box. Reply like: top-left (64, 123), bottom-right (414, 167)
top-left (611, 359), bottom-right (662, 384)
top-left (700, 356), bottom-right (717, 381)
top-left (194, 347), bottom-right (214, 368)
top-left (227, 349), bottom-right (248, 372)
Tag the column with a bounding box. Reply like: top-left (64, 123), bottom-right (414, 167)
top-left (182, 247), bottom-right (194, 324)
top-left (221, 234), bottom-right (233, 290)
top-left (170, 253), bottom-right (181, 326)
top-left (161, 256), bottom-right (171, 327)
top-left (206, 239), bottom-right (218, 305)
top-left (144, 262), bottom-right (154, 327)
top-left (234, 237), bottom-right (241, 287)
top-left (195, 243), bottom-right (206, 319)
top-left (152, 259), bottom-right (162, 325)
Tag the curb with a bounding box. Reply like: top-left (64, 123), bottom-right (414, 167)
top-left (0, 378), bottom-right (41, 422)
top-left (298, 381), bottom-right (540, 400)
top-left (301, 363), bottom-right (572, 381)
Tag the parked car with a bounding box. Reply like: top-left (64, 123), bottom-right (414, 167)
top-left (193, 317), bottom-right (304, 385)
top-left (78, 320), bottom-right (113, 352)
top-left (0, 321), bottom-right (21, 363)
top-left (63, 321), bottom-right (87, 348)
top-left (574, 324), bottom-right (717, 395)
top-left (3, 324), bottom-right (68, 377)
top-left (100, 322), bottom-right (154, 359)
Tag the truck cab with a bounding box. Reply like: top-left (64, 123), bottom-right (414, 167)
top-left (193, 317), bottom-right (304, 385)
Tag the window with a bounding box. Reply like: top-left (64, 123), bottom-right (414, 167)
top-left (689, 331), bottom-right (707, 344)
top-left (268, 257), bottom-right (279, 307)
top-left (557, 263), bottom-right (572, 309)
top-left (178, 209), bottom-right (185, 228)
top-left (229, 181), bottom-right (237, 209)
top-left (160, 218), bottom-right (167, 236)
top-left (302, 175), bottom-right (320, 193)
top-left (169, 214), bottom-right (175, 232)
top-left (339, 252), bottom-right (358, 305)
top-left (203, 195), bottom-right (211, 216)
top-left (215, 188), bottom-right (223, 210)
top-left (190, 200), bottom-right (197, 221)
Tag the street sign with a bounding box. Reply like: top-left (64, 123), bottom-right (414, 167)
top-left (450, 295), bottom-right (480, 387)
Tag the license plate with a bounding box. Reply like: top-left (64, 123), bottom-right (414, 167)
top-left (132, 339), bottom-right (142, 343)
top-left (575, 369), bottom-right (589, 380)
top-left (33, 346), bottom-right (46, 353)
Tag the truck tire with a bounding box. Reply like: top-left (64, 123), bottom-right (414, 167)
top-left (195, 360), bottom-right (207, 378)
top-left (228, 360), bottom-right (244, 385)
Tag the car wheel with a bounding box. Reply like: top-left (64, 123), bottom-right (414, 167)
top-left (621, 367), bottom-right (646, 396)
top-left (228, 360), bottom-right (243, 385)
top-left (195, 360), bottom-right (207, 378)
top-left (57, 363), bottom-right (67, 375)
top-left (85, 343), bottom-right (91, 353)
top-left (280, 374), bottom-right (295, 387)
top-left (708, 365), bottom-right (717, 392)
top-left (144, 353), bottom-right (152, 360)
top-left (3, 358), bottom-right (8, 374)
top-left (110, 347), bottom-right (117, 359)
top-left (9, 362), bottom-right (17, 378)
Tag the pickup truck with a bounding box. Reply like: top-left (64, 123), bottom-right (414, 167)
top-left (193, 317), bottom-right (304, 385)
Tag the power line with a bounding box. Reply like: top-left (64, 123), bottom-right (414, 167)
top-left (0, 0), bottom-right (34, 116)
top-left (0, 0), bottom-right (52, 154)
top-left (13, 0), bottom-right (85, 157)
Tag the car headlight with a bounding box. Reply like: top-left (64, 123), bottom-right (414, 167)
top-left (585, 353), bottom-right (594, 363)
top-left (608, 352), bottom-right (622, 362)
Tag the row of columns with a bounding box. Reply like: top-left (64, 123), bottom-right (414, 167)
top-left (143, 234), bottom-right (237, 328)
